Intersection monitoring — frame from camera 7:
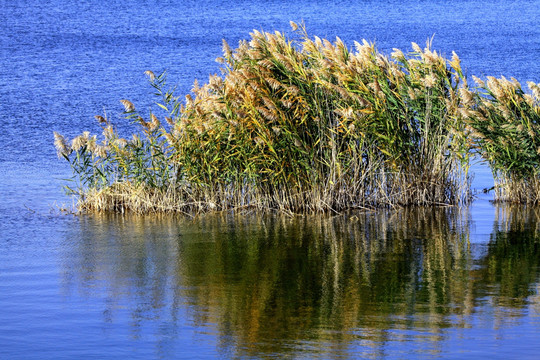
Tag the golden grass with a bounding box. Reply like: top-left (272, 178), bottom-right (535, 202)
top-left (55, 23), bottom-right (492, 213)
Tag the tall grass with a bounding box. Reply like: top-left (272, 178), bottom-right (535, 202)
top-left (464, 76), bottom-right (540, 203)
top-left (55, 23), bottom-right (472, 213)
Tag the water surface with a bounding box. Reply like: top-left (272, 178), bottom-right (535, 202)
top-left (2, 209), bottom-right (540, 358)
top-left (1, 0), bottom-right (540, 358)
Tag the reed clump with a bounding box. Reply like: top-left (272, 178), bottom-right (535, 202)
top-left (464, 76), bottom-right (540, 203)
top-left (55, 23), bottom-right (472, 213)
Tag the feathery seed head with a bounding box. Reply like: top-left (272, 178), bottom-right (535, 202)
top-left (290, 21), bottom-right (298, 31)
top-left (211, 111), bottom-right (223, 120)
top-left (281, 99), bottom-right (293, 109)
top-left (459, 88), bottom-right (475, 106)
top-left (524, 94), bottom-right (535, 107)
top-left (115, 138), bottom-right (128, 148)
top-left (391, 48), bottom-right (405, 60)
top-left (94, 144), bottom-right (109, 158)
top-left (472, 76), bottom-right (486, 88)
top-left (368, 80), bottom-right (383, 97)
top-left (510, 77), bottom-right (521, 88)
top-left (458, 107), bottom-right (472, 118)
top-left (208, 75), bottom-right (223, 90)
top-left (266, 77), bottom-right (281, 91)
top-left (422, 74), bottom-right (436, 88)
top-left (135, 116), bottom-right (151, 130)
top-left (144, 70), bottom-right (156, 81)
top-left (449, 51), bottom-right (461, 71)
top-left (314, 36), bottom-right (323, 48)
top-left (95, 115), bottom-right (107, 124)
top-left (257, 106), bottom-right (277, 122)
top-left (286, 85), bottom-right (299, 96)
top-left (120, 99), bottom-right (135, 112)
top-left (103, 125), bottom-right (114, 140)
top-left (411, 42), bottom-right (422, 54)
top-left (149, 113), bottom-right (160, 131)
top-left (71, 135), bottom-right (86, 151)
top-left (422, 50), bottom-right (440, 65)
top-left (376, 54), bottom-right (388, 68)
top-left (87, 135), bottom-right (97, 154)
top-left (131, 134), bottom-right (140, 145)
top-left (163, 131), bottom-right (175, 144)
top-left (486, 76), bottom-right (498, 87)
top-left (528, 81), bottom-right (540, 100)
top-left (192, 79), bottom-right (200, 93)
top-left (222, 39), bottom-right (232, 58)
top-left (54, 132), bottom-right (71, 158)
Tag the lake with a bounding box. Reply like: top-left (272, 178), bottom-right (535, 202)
top-left (1, 0), bottom-right (540, 358)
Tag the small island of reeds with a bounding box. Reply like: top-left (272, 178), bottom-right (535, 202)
top-left (54, 22), bottom-right (540, 214)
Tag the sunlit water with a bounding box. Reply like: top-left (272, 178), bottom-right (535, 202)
top-left (1, 0), bottom-right (540, 358)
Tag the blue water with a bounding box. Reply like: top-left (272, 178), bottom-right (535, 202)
top-left (1, 0), bottom-right (540, 358)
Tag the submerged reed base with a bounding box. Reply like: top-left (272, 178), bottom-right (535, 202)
top-left (54, 23), bottom-right (540, 213)
top-left (74, 170), bottom-right (469, 214)
top-left (492, 175), bottom-right (540, 204)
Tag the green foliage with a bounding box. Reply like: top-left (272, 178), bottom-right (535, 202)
top-left (465, 76), bottom-right (540, 202)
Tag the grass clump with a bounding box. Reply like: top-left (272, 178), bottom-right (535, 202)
top-left (55, 23), bottom-right (472, 213)
top-left (464, 76), bottom-right (540, 203)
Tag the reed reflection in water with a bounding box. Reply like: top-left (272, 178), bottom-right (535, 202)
top-left (61, 207), bottom-right (540, 358)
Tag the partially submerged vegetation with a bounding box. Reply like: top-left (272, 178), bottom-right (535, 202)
top-left (54, 23), bottom-right (540, 213)
top-left (464, 77), bottom-right (540, 203)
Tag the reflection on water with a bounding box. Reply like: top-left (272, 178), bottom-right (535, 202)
top-left (485, 207), bottom-right (540, 308)
top-left (61, 207), bottom-right (540, 358)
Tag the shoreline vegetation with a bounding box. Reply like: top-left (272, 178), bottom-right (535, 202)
top-left (54, 22), bottom-right (540, 214)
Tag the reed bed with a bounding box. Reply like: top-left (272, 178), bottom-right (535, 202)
top-left (55, 23), bottom-right (473, 213)
top-left (464, 76), bottom-right (540, 203)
